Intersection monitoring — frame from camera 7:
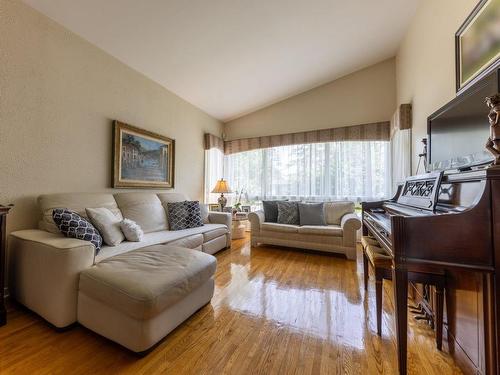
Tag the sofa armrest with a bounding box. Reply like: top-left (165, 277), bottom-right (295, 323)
top-left (208, 212), bottom-right (232, 228)
top-left (340, 213), bottom-right (361, 248)
top-left (208, 212), bottom-right (232, 245)
top-left (248, 211), bottom-right (264, 232)
top-left (9, 229), bottom-right (95, 327)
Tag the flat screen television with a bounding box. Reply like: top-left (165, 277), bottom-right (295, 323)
top-left (427, 68), bottom-right (500, 171)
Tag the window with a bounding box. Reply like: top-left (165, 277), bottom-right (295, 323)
top-left (204, 147), bottom-right (224, 203)
top-left (223, 141), bottom-right (391, 202)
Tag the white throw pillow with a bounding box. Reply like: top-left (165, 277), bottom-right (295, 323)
top-left (85, 207), bottom-right (125, 246)
top-left (120, 218), bottom-right (144, 242)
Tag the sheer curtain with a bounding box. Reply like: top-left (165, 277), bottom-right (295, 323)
top-left (204, 148), bottom-right (224, 203)
top-left (391, 129), bottom-right (411, 194)
top-left (225, 141), bottom-right (391, 203)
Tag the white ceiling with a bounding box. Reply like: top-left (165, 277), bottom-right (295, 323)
top-left (23, 0), bottom-right (419, 122)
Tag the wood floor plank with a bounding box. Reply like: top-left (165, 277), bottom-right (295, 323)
top-left (0, 235), bottom-right (463, 374)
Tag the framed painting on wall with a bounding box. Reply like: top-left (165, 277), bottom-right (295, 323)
top-left (113, 121), bottom-right (175, 188)
top-left (456, 0), bottom-right (500, 93)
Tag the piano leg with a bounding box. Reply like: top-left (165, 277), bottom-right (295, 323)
top-left (375, 270), bottom-right (383, 336)
top-left (393, 266), bottom-right (408, 375)
top-left (363, 252), bottom-right (369, 291)
top-left (435, 285), bottom-right (444, 351)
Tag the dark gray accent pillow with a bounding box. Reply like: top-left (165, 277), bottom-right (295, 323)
top-left (262, 200), bottom-right (282, 222)
top-left (298, 203), bottom-right (326, 226)
top-left (167, 201), bottom-right (204, 231)
top-left (277, 201), bottom-right (299, 225)
top-left (52, 208), bottom-right (103, 253)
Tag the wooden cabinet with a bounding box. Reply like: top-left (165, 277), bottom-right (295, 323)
top-left (0, 205), bottom-right (12, 326)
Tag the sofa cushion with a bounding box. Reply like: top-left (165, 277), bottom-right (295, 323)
top-left (52, 208), bottom-right (103, 252)
top-left (95, 223), bottom-right (228, 262)
top-left (156, 192), bottom-right (189, 204)
top-left (38, 193), bottom-right (121, 234)
top-left (297, 225), bottom-right (343, 236)
top-left (298, 203), bottom-right (326, 226)
top-left (324, 201), bottom-right (355, 225)
top-left (203, 226), bottom-right (228, 242)
top-left (85, 207), bottom-right (125, 246)
top-left (114, 193), bottom-right (168, 233)
top-left (261, 222), bottom-right (299, 233)
top-left (79, 245), bottom-right (217, 320)
top-left (166, 201), bottom-right (203, 231)
top-left (277, 201), bottom-right (299, 225)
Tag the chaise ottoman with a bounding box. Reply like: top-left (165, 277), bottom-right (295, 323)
top-left (77, 244), bottom-right (217, 353)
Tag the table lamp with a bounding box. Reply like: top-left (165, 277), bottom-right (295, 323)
top-left (211, 179), bottom-right (232, 210)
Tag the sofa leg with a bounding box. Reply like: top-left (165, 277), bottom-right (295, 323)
top-left (345, 247), bottom-right (357, 261)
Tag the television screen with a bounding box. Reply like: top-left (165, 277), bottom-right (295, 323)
top-left (428, 71), bottom-right (498, 171)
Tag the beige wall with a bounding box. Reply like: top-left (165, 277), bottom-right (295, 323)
top-left (396, 0), bottom-right (478, 173)
top-left (0, 0), bottom-right (223, 233)
top-left (224, 59), bottom-right (396, 140)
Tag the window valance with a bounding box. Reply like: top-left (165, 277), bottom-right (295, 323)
top-left (223, 121), bottom-right (390, 155)
top-left (390, 104), bottom-right (412, 139)
top-left (204, 133), bottom-right (224, 152)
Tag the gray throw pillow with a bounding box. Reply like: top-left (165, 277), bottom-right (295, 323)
top-left (262, 200), bottom-right (286, 222)
top-left (277, 201), bottom-right (299, 225)
top-left (298, 203), bottom-right (326, 226)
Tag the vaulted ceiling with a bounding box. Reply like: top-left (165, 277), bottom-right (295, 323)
top-left (23, 0), bottom-right (419, 121)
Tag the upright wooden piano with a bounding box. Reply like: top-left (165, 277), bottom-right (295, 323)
top-left (362, 66), bottom-right (500, 375)
top-left (363, 168), bottom-right (499, 374)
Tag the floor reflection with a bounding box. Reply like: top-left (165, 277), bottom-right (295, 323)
top-left (218, 255), bottom-right (367, 350)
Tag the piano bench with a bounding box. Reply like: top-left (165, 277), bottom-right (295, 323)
top-left (361, 238), bottom-right (445, 350)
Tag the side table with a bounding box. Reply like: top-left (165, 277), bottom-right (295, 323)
top-left (232, 216), bottom-right (249, 240)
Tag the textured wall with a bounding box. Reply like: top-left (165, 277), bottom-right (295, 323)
top-left (0, 0), bottom-right (222, 234)
top-left (396, 0), bottom-right (479, 173)
top-left (224, 59), bottom-right (396, 140)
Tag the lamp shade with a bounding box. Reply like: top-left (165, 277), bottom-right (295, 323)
top-left (211, 179), bottom-right (232, 194)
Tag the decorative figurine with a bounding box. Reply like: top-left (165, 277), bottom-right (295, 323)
top-left (485, 94), bottom-right (500, 166)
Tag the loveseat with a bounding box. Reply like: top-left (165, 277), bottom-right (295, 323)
top-left (248, 201), bottom-right (361, 260)
top-left (9, 192), bottom-right (231, 328)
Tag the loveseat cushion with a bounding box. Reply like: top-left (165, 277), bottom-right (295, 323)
top-left (114, 193), bottom-right (168, 233)
top-left (324, 201), bottom-right (355, 225)
top-left (79, 245), bottom-right (217, 320)
top-left (261, 222), bottom-right (299, 233)
top-left (297, 225), bottom-right (343, 236)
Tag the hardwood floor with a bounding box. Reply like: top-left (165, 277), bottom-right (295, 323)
top-left (0, 235), bottom-right (462, 374)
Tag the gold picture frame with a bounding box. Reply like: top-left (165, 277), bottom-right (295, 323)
top-left (113, 121), bottom-right (175, 188)
top-left (456, 0), bottom-right (500, 93)
top-left (208, 204), bottom-right (221, 212)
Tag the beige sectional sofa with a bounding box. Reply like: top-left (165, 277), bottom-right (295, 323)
top-left (248, 201), bottom-right (361, 260)
top-left (9, 192), bottom-right (231, 329)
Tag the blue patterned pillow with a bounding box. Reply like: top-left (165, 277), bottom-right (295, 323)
top-left (167, 201), bottom-right (204, 231)
top-left (52, 208), bottom-right (103, 253)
